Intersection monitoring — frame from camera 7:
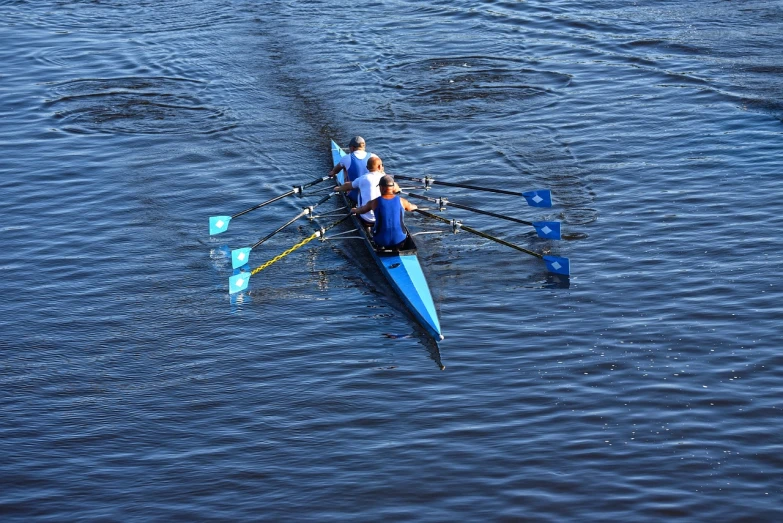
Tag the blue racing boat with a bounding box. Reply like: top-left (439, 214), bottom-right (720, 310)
top-left (331, 140), bottom-right (443, 342)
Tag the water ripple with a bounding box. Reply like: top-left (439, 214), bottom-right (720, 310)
top-left (44, 77), bottom-right (236, 135)
top-left (2, 0), bottom-right (783, 520)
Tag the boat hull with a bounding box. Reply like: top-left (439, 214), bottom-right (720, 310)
top-left (330, 140), bottom-right (443, 341)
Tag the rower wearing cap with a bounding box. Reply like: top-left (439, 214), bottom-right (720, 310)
top-left (328, 136), bottom-right (376, 202)
top-left (352, 174), bottom-right (418, 249)
top-left (335, 155), bottom-right (385, 233)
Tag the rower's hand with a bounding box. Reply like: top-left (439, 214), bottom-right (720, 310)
top-left (333, 186), bottom-right (341, 192)
top-left (350, 207), bottom-right (358, 215)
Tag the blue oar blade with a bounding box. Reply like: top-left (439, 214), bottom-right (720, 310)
top-left (543, 255), bottom-right (570, 276)
top-left (209, 215), bottom-right (232, 235)
top-left (231, 247), bottom-right (252, 269)
top-left (522, 189), bottom-right (552, 208)
top-left (532, 221), bottom-right (561, 240)
top-left (229, 272), bottom-right (251, 294)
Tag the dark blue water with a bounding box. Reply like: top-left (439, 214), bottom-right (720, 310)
top-left (1, 1), bottom-right (781, 520)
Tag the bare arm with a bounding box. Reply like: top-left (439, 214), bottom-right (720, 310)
top-left (333, 180), bottom-right (353, 193)
top-left (400, 197), bottom-right (417, 212)
top-left (352, 198), bottom-right (379, 216)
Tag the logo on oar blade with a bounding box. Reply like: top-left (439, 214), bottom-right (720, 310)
top-left (229, 272), bottom-right (250, 294)
top-left (532, 221), bottom-right (561, 240)
top-left (231, 247), bottom-right (252, 269)
top-left (522, 190), bottom-right (552, 208)
top-left (210, 215), bottom-right (232, 235)
top-left (543, 255), bottom-right (570, 276)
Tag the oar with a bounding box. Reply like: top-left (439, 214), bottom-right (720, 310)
top-left (403, 192), bottom-right (561, 240)
top-left (414, 209), bottom-right (570, 276)
top-left (231, 192), bottom-right (334, 269)
top-left (209, 175), bottom-right (332, 235)
top-left (392, 174), bottom-right (552, 207)
top-left (229, 214), bottom-right (352, 294)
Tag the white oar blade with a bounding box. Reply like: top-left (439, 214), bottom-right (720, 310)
top-left (231, 247), bottom-right (252, 269)
top-left (229, 272), bottom-right (250, 294)
top-left (543, 255), bottom-right (570, 276)
top-left (209, 215), bottom-right (232, 235)
top-left (533, 221), bottom-right (561, 240)
top-left (522, 190), bottom-right (552, 208)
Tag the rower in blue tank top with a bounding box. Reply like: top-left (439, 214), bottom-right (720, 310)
top-left (352, 174), bottom-right (418, 248)
top-left (373, 194), bottom-right (407, 247)
top-left (327, 136), bottom-right (376, 202)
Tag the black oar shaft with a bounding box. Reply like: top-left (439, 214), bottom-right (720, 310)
top-left (405, 192), bottom-right (533, 226)
top-left (232, 175), bottom-right (331, 218)
top-left (250, 192), bottom-right (333, 249)
top-left (415, 209), bottom-right (542, 259)
top-left (393, 174), bottom-right (522, 197)
top-left (251, 210), bottom-right (307, 249)
top-left (233, 190), bottom-right (295, 218)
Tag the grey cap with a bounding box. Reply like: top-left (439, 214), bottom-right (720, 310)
top-left (378, 175), bottom-right (395, 187)
top-left (348, 136), bottom-right (366, 148)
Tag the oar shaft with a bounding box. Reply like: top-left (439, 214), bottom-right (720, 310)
top-left (415, 209), bottom-right (542, 259)
top-left (233, 190), bottom-right (295, 218)
top-left (301, 175), bottom-right (332, 191)
top-left (393, 174), bottom-right (523, 197)
top-left (232, 175), bottom-right (331, 219)
top-left (250, 192), bottom-right (334, 249)
top-left (251, 210), bottom-right (307, 249)
top-left (405, 192), bottom-right (533, 226)
top-left (460, 223), bottom-right (542, 259)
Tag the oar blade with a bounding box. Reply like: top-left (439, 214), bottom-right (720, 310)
top-left (209, 215), bottom-right (232, 235)
top-left (522, 189), bottom-right (552, 208)
top-left (231, 247), bottom-right (252, 269)
top-left (229, 272), bottom-right (251, 294)
top-left (543, 255), bottom-right (570, 276)
top-left (532, 221), bottom-right (561, 240)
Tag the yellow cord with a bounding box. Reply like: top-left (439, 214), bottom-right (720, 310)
top-left (250, 232), bottom-right (319, 275)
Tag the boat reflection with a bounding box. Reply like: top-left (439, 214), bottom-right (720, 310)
top-left (382, 332), bottom-right (445, 370)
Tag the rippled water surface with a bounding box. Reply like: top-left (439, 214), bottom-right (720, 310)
top-left (1, 1), bottom-right (781, 520)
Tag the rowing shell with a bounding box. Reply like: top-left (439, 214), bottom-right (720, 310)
top-left (331, 140), bottom-right (443, 342)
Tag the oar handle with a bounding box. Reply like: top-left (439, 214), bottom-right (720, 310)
top-left (393, 174), bottom-right (523, 197)
top-left (414, 209), bottom-right (542, 259)
top-left (301, 175), bottom-right (332, 191)
top-left (313, 191), bottom-right (335, 206)
top-left (405, 192), bottom-right (534, 226)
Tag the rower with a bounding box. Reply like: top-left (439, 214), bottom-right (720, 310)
top-left (328, 136), bottom-right (376, 202)
top-left (352, 174), bottom-right (418, 249)
top-left (335, 155), bottom-right (385, 234)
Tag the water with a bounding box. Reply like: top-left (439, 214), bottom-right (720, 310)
top-left (1, 1), bottom-right (781, 520)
